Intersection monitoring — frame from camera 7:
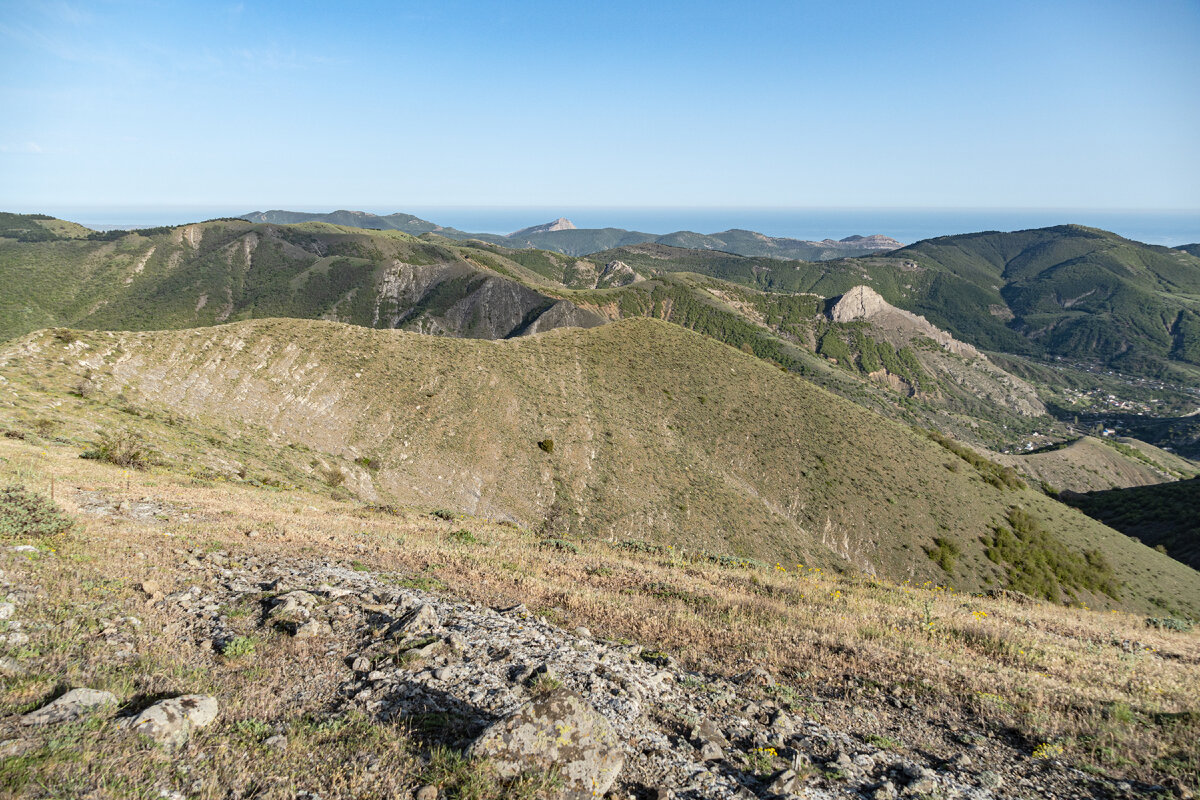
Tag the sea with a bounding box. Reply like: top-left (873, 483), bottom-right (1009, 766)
top-left (26, 206), bottom-right (1200, 247)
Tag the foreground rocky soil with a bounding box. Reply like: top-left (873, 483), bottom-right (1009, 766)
top-left (2, 482), bottom-right (1192, 800)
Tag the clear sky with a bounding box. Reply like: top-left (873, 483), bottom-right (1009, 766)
top-left (2, 0), bottom-right (1198, 211)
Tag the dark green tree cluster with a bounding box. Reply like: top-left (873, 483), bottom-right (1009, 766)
top-left (983, 507), bottom-right (1121, 602)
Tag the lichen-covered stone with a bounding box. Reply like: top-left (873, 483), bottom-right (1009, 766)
top-left (468, 688), bottom-right (623, 799)
top-left (128, 694), bottom-right (219, 749)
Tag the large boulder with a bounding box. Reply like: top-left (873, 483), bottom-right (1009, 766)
top-left (468, 689), bottom-right (623, 799)
top-left (127, 694), bottom-right (219, 750)
top-left (21, 688), bottom-right (117, 726)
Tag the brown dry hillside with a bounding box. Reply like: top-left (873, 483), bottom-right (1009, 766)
top-left (3, 318), bottom-right (1199, 616)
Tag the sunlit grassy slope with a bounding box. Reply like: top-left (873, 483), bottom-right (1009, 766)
top-left (3, 318), bottom-right (1197, 616)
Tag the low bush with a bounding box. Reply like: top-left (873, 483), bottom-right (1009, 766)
top-left (80, 428), bottom-right (154, 469)
top-left (0, 485), bottom-right (74, 539)
top-left (1146, 617), bottom-right (1193, 632)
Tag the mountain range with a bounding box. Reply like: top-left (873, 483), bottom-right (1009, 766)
top-left (238, 209), bottom-right (904, 260)
top-left (2, 211), bottom-right (1199, 585)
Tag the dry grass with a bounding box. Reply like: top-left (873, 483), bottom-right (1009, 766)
top-left (1, 437), bottom-right (1197, 794)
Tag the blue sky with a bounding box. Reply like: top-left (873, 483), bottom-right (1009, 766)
top-left (2, 0), bottom-right (1198, 211)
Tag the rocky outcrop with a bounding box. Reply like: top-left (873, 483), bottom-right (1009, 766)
top-left (830, 285), bottom-right (981, 359)
top-left (596, 260), bottom-right (640, 289)
top-left (509, 218), bottom-right (577, 237)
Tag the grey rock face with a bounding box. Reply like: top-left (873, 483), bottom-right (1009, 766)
top-left (468, 688), bottom-right (624, 799)
top-left (21, 688), bottom-right (117, 726)
top-left (128, 694), bottom-right (219, 749)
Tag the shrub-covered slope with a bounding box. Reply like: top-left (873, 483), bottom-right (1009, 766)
top-left (4, 317), bottom-right (1198, 616)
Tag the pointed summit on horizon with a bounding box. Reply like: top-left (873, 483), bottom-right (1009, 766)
top-left (508, 217), bottom-right (577, 237)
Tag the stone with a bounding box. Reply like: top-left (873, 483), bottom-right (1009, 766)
top-left (872, 781), bottom-right (898, 800)
top-left (698, 741), bottom-right (723, 762)
top-left (468, 688), bottom-right (623, 799)
top-left (7, 545), bottom-right (37, 553)
top-left (0, 602), bottom-right (15, 619)
top-left (0, 739), bottom-right (35, 758)
top-left (978, 771), bottom-right (1004, 791)
top-left (0, 656), bottom-right (25, 677)
top-left (690, 719), bottom-right (729, 749)
top-left (394, 603), bottom-right (439, 635)
top-left (264, 734), bottom-right (288, 750)
top-left (128, 694), bottom-right (219, 749)
top-left (767, 769), bottom-right (801, 795)
top-left (269, 590), bottom-right (317, 620)
top-left (293, 620), bottom-right (332, 639)
top-left (21, 688), bottom-right (117, 725)
top-left (415, 786), bottom-right (438, 800)
top-left (736, 666), bottom-right (774, 686)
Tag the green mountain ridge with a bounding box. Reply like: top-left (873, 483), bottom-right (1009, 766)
top-left (596, 225), bottom-right (1200, 380)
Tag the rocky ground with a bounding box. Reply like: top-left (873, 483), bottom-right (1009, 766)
top-left (1, 487), bottom-right (1188, 799)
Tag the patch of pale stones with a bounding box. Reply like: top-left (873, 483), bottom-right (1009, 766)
top-left (137, 549), bottom-right (1026, 799)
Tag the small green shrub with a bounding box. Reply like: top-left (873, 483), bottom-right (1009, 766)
top-left (920, 428), bottom-right (1026, 490)
top-left (1146, 617), bottom-right (1193, 632)
top-left (528, 670), bottom-right (564, 696)
top-left (220, 636), bottom-right (257, 659)
top-left (448, 529), bottom-right (482, 546)
top-left (865, 733), bottom-right (904, 750)
top-left (537, 438), bottom-right (554, 454)
top-left (926, 536), bottom-right (961, 573)
top-left (80, 428), bottom-right (154, 469)
top-left (0, 485), bottom-right (74, 539)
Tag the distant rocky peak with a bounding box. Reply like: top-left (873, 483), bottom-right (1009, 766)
top-left (830, 285), bottom-right (981, 359)
top-left (508, 218), bottom-right (577, 237)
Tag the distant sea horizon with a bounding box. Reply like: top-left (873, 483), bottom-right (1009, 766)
top-left (21, 205), bottom-right (1200, 247)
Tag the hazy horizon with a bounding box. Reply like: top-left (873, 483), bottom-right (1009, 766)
top-left (16, 204), bottom-right (1200, 247)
